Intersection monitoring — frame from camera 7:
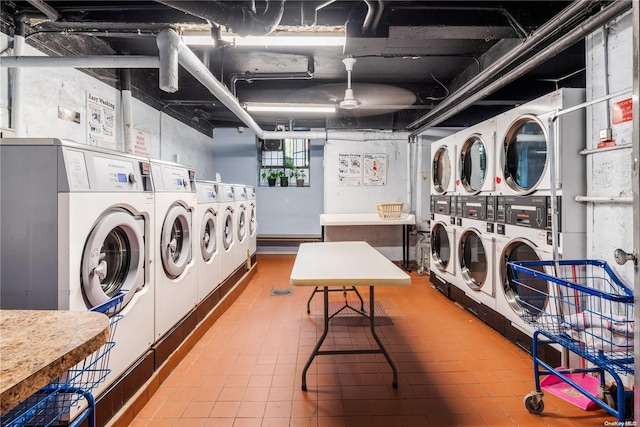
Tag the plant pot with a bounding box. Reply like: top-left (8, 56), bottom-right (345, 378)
top-left (296, 178), bottom-right (304, 187)
top-left (280, 177), bottom-right (289, 187)
top-left (267, 178), bottom-right (276, 187)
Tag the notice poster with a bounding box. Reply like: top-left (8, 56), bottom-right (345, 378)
top-left (363, 153), bottom-right (387, 186)
top-left (338, 153), bottom-right (362, 186)
top-left (87, 91), bottom-right (116, 149)
top-left (132, 128), bottom-right (152, 156)
top-left (611, 98), bottom-right (633, 125)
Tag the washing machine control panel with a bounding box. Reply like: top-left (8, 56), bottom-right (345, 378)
top-left (430, 195), bottom-right (451, 216)
top-left (459, 195), bottom-right (487, 220)
top-left (151, 163), bottom-right (196, 192)
top-left (495, 195), bottom-right (561, 231)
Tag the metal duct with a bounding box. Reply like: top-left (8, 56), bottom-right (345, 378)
top-left (155, 0), bottom-right (285, 36)
top-left (25, 0), bottom-right (59, 21)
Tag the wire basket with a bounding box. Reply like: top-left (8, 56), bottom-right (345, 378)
top-left (508, 260), bottom-right (634, 376)
top-left (376, 203), bottom-right (403, 219)
top-left (1, 294), bottom-right (124, 427)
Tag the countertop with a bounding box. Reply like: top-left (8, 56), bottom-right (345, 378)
top-left (319, 213), bottom-right (416, 226)
top-left (0, 310), bottom-right (110, 413)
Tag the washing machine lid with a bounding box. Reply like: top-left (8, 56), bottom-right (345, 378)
top-left (200, 208), bottom-right (217, 262)
top-left (81, 209), bottom-right (145, 311)
top-left (458, 228), bottom-right (487, 290)
top-left (430, 222), bottom-right (451, 272)
top-left (459, 134), bottom-right (487, 194)
top-left (432, 146), bottom-right (453, 194)
top-left (501, 239), bottom-right (549, 319)
top-left (223, 207), bottom-right (234, 251)
top-left (160, 203), bottom-right (192, 278)
top-left (503, 115), bottom-right (548, 194)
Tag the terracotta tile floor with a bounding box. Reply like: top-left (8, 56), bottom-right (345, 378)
top-left (130, 254), bottom-right (619, 427)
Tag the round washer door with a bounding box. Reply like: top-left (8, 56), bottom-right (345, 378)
top-left (431, 222), bottom-right (451, 271)
top-left (249, 204), bottom-right (256, 236)
top-left (237, 205), bottom-right (246, 243)
top-left (161, 203), bottom-right (192, 279)
top-left (500, 239), bottom-right (549, 320)
top-left (223, 207), bottom-right (234, 251)
top-left (459, 135), bottom-right (487, 194)
top-left (200, 208), bottom-right (217, 262)
top-left (432, 147), bottom-right (452, 194)
top-left (81, 209), bottom-right (145, 309)
top-left (503, 115), bottom-right (548, 194)
top-left (458, 229), bottom-right (487, 290)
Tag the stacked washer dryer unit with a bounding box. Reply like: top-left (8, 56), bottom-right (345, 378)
top-left (493, 88), bottom-right (586, 361)
top-left (219, 183), bottom-right (236, 283)
top-left (429, 132), bottom-right (457, 297)
top-left (233, 184), bottom-right (250, 271)
top-left (195, 180), bottom-right (222, 303)
top-left (0, 138), bottom-right (155, 419)
top-left (149, 159), bottom-right (198, 340)
top-left (246, 186), bottom-right (258, 260)
top-left (453, 118), bottom-right (499, 319)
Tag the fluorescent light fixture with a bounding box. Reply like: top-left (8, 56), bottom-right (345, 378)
top-left (245, 102), bottom-right (336, 113)
top-left (182, 31), bottom-right (345, 47)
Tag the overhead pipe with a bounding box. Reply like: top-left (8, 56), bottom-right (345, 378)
top-left (362, 1), bottom-right (376, 34)
top-left (372, 1), bottom-right (384, 34)
top-left (407, 0), bottom-right (602, 131)
top-left (10, 20), bottom-right (26, 137)
top-left (409, 0), bottom-right (631, 135)
top-left (157, 28), bottom-right (326, 140)
top-left (0, 56), bottom-right (160, 68)
top-left (121, 69), bottom-right (134, 153)
top-left (229, 56), bottom-right (314, 96)
top-left (25, 0), bottom-right (59, 21)
top-left (155, 0), bottom-right (285, 36)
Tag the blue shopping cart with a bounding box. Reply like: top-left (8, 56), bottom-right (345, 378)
top-left (1, 294), bottom-right (124, 427)
top-left (508, 259), bottom-right (634, 422)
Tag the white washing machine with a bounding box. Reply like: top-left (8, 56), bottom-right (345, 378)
top-left (456, 195), bottom-right (496, 310)
top-left (0, 138), bottom-right (155, 417)
top-left (150, 159), bottom-right (197, 340)
top-left (431, 134), bottom-right (457, 195)
top-left (246, 185), bottom-right (257, 258)
top-left (456, 117), bottom-right (496, 195)
top-left (195, 180), bottom-right (222, 303)
top-left (219, 183), bottom-right (236, 282)
top-left (495, 88), bottom-right (585, 197)
top-left (233, 184), bottom-right (249, 270)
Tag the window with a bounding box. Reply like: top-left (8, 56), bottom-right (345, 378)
top-left (258, 138), bottom-right (310, 186)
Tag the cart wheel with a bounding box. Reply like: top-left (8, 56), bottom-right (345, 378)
top-left (524, 393), bottom-right (544, 415)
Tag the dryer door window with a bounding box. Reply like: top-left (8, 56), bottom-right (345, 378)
top-left (459, 229), bottom-right (487, 290)
top-left (200, 209), bottom-right (217, 262)
top-left (223, 208), bottom-right (234, 251)
top-left (161, 203), bottom-right (192, 279)
top-left (431, 223), bottom-right (451, 271)
top-left (81, 210), bottom-right (145, 309)
top-left (237, 205), bottom-right (247, 242)
top-left (432, 147), bottom-right (452, 194)
top-left (504, 116), bottom-right (547, 193)
top-left (459, 136), bottom-right (487, 193)
top-left (502, 241), bottom-right (548, 320)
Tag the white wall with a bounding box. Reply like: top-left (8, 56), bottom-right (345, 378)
top-left (585, 11), bottom-right (635, 286)
top-left (0, 33), bottom-right (215, 178)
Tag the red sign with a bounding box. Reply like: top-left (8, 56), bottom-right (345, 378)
top-left (611, 98), bottom-right (633, 125)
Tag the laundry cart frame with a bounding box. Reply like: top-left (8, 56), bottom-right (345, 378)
top-left (508, 259), bottom-right (634, 423)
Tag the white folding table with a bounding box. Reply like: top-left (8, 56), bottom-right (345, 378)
top-left (290, 241), bottom-right (411, 391)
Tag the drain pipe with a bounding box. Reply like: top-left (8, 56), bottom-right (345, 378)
top-left (407, 0), bottom-right (601, 131)
top-left (157, 28), bottom-right (326, 140)
top-left (121, 69), bottom-right (134, 153)
top-left (410, 0), bottom-right (631, 135)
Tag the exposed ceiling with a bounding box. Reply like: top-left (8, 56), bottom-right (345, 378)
top-left (0, 1), bottom-right (622, 136)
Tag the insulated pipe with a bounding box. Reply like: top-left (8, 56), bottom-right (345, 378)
top-left (229, 56), bottom-right (314, 96)
top-left (407, 0), bottom-right (600, 130)
top-left (25, 0), bottom-right (59, 21)
top-left (363, 1), bottom-right (376, 34)
top-left (121, 69), bottom-right (134, 153)
top-left (372, 0), bottom-right (384, 34)
top-left (0, 56), bottom-right (160, 68)
top-left (410, 0), bottom-right (632, 135)
top-left (157, 29), bottom-right (326, 140)
top-left (11, 22), bottom-right (26, 137)
top-left (575, 196), bottom-right (634, 204)
top-left (156, 0), bottom-right (285, 36)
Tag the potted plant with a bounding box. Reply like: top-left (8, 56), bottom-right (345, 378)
top-left (290, 167), bottom-right (306, 187)
top-left (261, 169), bottom-right (279, 187)
top-left (278, 170), bottom-right (289, 187)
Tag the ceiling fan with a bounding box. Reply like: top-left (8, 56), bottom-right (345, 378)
top-left (339, 57), bottom-right (359, 110)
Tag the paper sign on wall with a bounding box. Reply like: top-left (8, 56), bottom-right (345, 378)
top-left (87, 91), bottom-right (116, 149)
top-left (133, 128), bottom-right (152, 156)
top-left (338, 153), bottom-right (362, 186)
top-left (611, 98), bottom-right (632, 125)
top-left (363, 153), bottom-right (387, 186)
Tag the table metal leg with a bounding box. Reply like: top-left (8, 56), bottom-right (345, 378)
top-left (307, 286), bottom-right (364, 314)
top-left (302, 286), bottom-right (329, 391)
top-left (368, 286), bottom-right (398, 388)
top-left (402, 224), bottom-right (411, 272)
